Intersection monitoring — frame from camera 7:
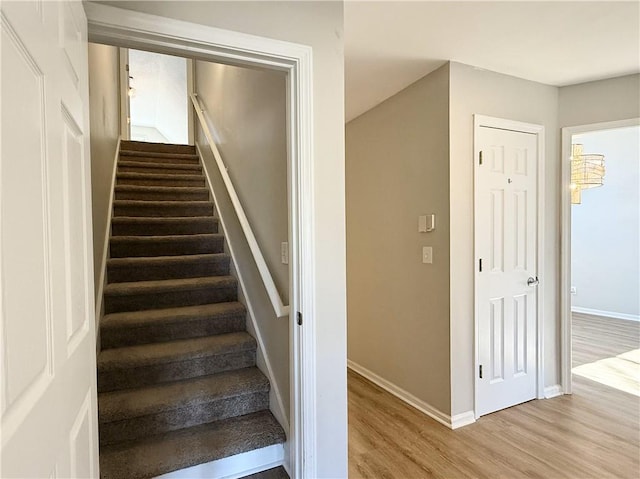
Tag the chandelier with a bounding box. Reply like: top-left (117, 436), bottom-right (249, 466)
top-left (570, 143), bottom-right (605, 204)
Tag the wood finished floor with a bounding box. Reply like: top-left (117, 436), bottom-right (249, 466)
top-left (572, 312), bottom-right (639, 367)
top-left (348, 314), bottom-right (640, 478)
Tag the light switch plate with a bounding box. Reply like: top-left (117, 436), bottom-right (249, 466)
top-left (419, 215), bottom-right (427, 232)
top-left (422, 246), bottom-right (433, 264)
top-left (281, 242), bottom-right (289, 264)
top-left (419, 214), bottom-right (435, 232)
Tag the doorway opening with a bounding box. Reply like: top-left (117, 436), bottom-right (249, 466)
top-left (561, 121), bottom-right (640, 401)
top-left (84, 0), bottom-right (315, 469)
top-left (125, 49), bottom-right (189, 144)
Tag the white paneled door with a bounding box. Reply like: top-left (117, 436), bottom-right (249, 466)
top-left (475, 124), bottom-right (539, 417)
top-left (1, 1), bottom-right (98, 477)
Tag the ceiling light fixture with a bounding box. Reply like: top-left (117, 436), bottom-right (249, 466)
top-left (570, 143), bottom-right (605, 204)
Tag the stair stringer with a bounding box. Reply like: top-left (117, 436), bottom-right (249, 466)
top-left (196, 144), bottom-right (290, 448)
top-left (95, 136), bottom-right (122, 353)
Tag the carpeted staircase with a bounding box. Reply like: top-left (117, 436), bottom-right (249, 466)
top-left (98, 141), bottom-right (286, 479)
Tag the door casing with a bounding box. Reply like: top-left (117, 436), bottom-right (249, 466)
top-left (473, 115), bottom-right (546, 418)
top-left (559, 117), bottom-right (640, 395)
top-left (84, 3), bottom-right (317, 477)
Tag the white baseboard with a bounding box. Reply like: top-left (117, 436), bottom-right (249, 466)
top-left (544, 384), bottom-right (563, 399)
top-left (347, 360), bottom-right (475, 430)
top-left (572, 306), bottom-right (639, 322)
top-left (450, 410), bottom-right (476, 429)
top-left (155, 444), bottom-right (284, 479)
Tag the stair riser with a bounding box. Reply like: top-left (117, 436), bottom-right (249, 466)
top-left (118, 165), bottom-right (203, 175)
top-left (99, 391), bottom-right (269, 446)
top-left (113, 203), bottom-right (213, 218)
top-left (100, 314), bottom-right (245, 349)
top-left (110, 237), bottom-right (223, 257)
top-left (117, 176), bottom-right (205, 187)
top-left (121, 142), bottom-right (195, 155)
top-left (104, 285), bottom-right (237, 314)
top-left (111, 219), bottom-right (218, 236)
top-left (98, 350), bottom-right (256, 392)
top-left (108, 257), bottom-right (230, 283)
top-left (114, 189), bottom-right (209, 202)
top-left (120, 155), bottom-right (199, 165)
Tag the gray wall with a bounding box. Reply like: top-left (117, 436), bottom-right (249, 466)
top-left (346, 64), bottom-right (451, 414)
top-left (559, 74), bottom-right (640, 127)
top-left (449, 62), bottom-right (559, 416)
top-left (88, 43), bottom-right (120, 304)
top-left (195, 61), bottom-right (289, 303)
top-left (194, 60), bottom-right (290, 419)
top-left (571, 127), bottom-right (640, 318)
top-left (99, 2), bottom-right (347, 475)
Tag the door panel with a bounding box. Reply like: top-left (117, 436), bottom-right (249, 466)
top-left (476, 126), bottom-right (538, 417)
top-left (1, 1), bottom-right (98, 477)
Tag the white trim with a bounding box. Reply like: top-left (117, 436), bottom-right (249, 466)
top-left (85, 6), bottom-right (317, 476)
top-left (196, 143), bottom-right (290, 436)
top-left (560, 117), bottom-right (640, 395)
top-left (94, 136), bottom-right (121, 339)
top-left (473, 115), bottom-right (546, 419)
top-left (347, 360), bottom-right (474, 430)
top-left (155, 444), bottom-right (284, 479)
top-left (544, 385), bottom-right (563, 399)
top-left (186, 59), bottom-right (195, 145)
top-left (571, 307), bottom-right (639, 322)
top-left (451, 411), bottom-right (476, 429)
top-left (191, 94), bottom-right (289, 318)
top-left (118, 48), bottom-right (129, 140)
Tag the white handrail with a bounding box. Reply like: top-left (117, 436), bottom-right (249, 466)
top-left (190, 93), bottom-right (290, 318)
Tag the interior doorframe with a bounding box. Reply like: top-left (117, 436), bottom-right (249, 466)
top-left (559, 117), bottom-right (640, 395)
top-left (473, 114), bottom-right (546, 418)
top-left (84, 4), bottom-right (317, 477)
top-left (118, 47), bottom-right (130, 140)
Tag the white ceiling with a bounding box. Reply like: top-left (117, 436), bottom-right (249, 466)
top-left (345, 1), bottom-right (640, 121)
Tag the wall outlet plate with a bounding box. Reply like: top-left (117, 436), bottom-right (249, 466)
top-left (422, 246), bottom-right (433, 264)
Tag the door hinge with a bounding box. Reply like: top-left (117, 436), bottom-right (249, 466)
top-left (479, 151), bottom-right (483, 165)
top-left (479, 365), bottom-right (483, 379)
top-left (479, 258), bottom-right (483, 272)
top-left (297, 311), bottom-right (303, 326)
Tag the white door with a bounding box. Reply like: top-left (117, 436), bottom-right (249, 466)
top-left (1, 1), bottom-right (98, 477)
top-left (475, 124), bottom-right (539, 417)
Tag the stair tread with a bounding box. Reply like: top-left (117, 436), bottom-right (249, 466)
top-left (120, 150), bottom-right (198, 160)
top-left (104, 276), bottom-right (235, 296)
top-left (118, 160), bottom-right (202, 171)
top-left (108, 252), bottom-right (227, 266)
top-left (117, 172), bottom-right (204, 181)
top-left (98, 331), bottom-right (256, 370)
top-left (111, 216), bottom-right (216, 224)
top-left (113, 199), bottom-right (212, 207)
top-left (101, 302), bottom-right (245, 330)
top-left (99, 410), bottom-right (285, 479)
top-left (110, 233), bottom-right (223, 242)
top-left (115, 185), bottom-right (208, 193)
top-left (99, 367), bottom-right (268, 423)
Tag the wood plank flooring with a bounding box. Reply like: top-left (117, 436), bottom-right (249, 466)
top-left (348, 314), bottom-right (640, 478)
top-left (572, 312), bottom-right (639, 366)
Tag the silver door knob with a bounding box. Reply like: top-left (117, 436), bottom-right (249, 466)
top-left (527, 276), bottom-right (539, 286)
